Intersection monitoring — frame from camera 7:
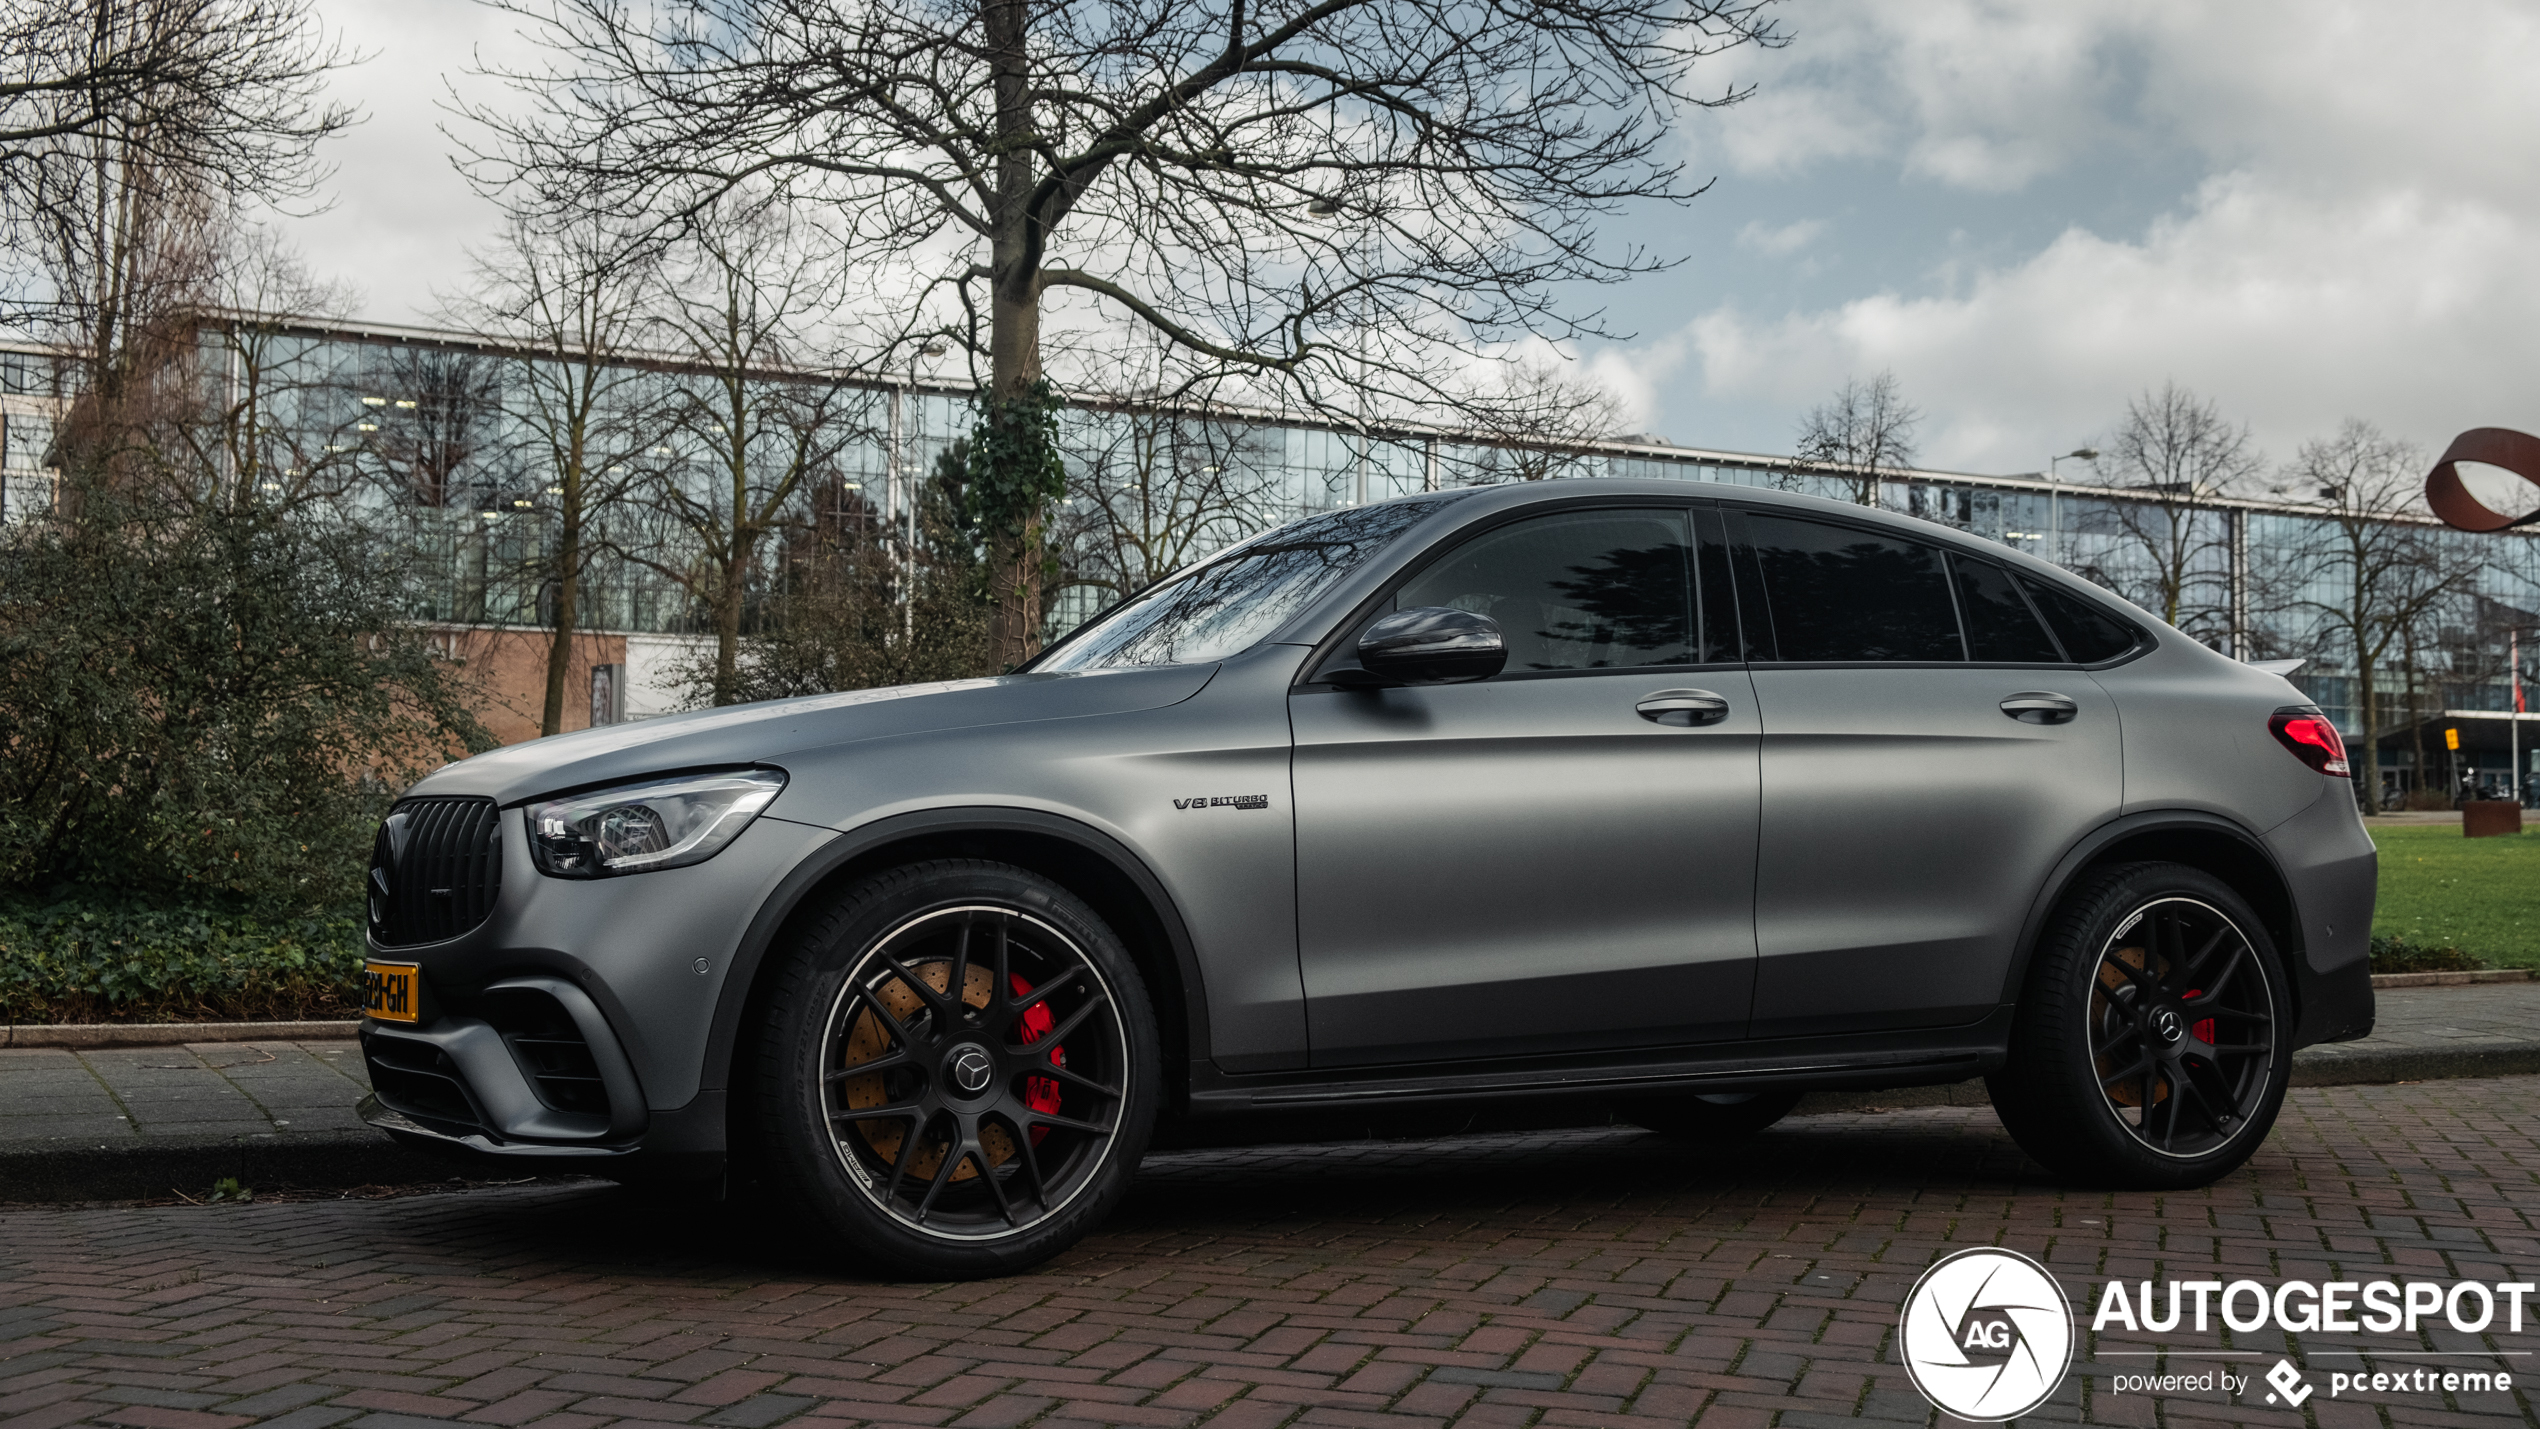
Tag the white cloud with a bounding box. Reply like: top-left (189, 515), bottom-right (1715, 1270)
top-left (1667, 1), bottom-right (2540, 473)
top-left (279, 0), bottom-right (529, 323)
top-left (1735, 218), bottom-right (1827, 256)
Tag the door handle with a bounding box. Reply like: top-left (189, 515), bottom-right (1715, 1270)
top-left (2000, 692), bottom-right (2079, 725)
top-left (1636, 689), bottom-right (1732, 726)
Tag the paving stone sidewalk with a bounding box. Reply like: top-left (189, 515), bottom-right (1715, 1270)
top-left (2, 1074), bottom-right (2535, 1429)
top-left (0, 982), bottom-right (2532, 1201)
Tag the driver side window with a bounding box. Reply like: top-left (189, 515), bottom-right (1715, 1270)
top-left (1394, 509), bottom-right (1696, 672)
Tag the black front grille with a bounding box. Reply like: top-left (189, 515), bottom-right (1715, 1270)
top-left (487, 987), bottom-right (612, 1116)
top-left (369, 797), bottom-right (502, 946)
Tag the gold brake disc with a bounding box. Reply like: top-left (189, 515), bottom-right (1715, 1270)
top-left (2094, 945), bottom-right (2169, 1109)
top-left (837, 959), bottom-right (1020, 1181)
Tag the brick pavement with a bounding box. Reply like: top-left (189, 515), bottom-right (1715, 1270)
top-left (3, 1076), bottom-right (2535, 1429)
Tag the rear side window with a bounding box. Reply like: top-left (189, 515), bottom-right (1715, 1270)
top-left (1395, 508), bottom-right (1694, 671)
top-left (2018, 576), bottom-right (2144, 664)
top-left (1745, 513), bottom-right (1962, 662)
top-left (1952, 555), bottom-right (2063, 662)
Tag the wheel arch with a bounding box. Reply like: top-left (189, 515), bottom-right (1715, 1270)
top-left (2003, 811), bottom-right (2303, 1015)
top-left (704, 808), bottom-right (1210, 1118)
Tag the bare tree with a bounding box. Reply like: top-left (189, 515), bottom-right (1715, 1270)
top-left (1053, 406), bottom-right (1282, 621)
top-left (2084, 382), bottom-right (2261, 643)
top-left (373, 348), bottom-right (504, 510)
top-left (632, 204), bottom-right (867, 705)
top-left (451, 213), bottom-right (662, 736)
top-left (688, 473), bottom-right (992, 705)
top-left (1457, 353), bottom-right (1629, 484)
top-left (462, 0), bottom-right (1783, 664)
top-left (1794, 371), bottom-right (1918, 505)
top-left (4, 0), bottom-right (353, 427)
top-left (2266, 420), bottom-right (2474, 813)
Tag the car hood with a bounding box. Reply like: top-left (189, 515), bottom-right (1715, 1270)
top-left (404, 664), bottom-right (1219, 805)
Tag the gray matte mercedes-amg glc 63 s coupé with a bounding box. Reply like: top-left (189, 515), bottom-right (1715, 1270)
top-left (357, 478), bottom-right (2376, 1277)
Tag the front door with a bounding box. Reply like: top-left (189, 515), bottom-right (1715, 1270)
top-left (1731, 509), bottom-right (2127, 1037)
top-left (1290, 505), bottom-right (1761, 1068)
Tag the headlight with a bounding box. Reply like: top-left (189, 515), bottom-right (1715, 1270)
top-left (526, 768), bottom-right (787, 878)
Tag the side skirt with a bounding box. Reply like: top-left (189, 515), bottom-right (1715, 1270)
top-left (1183, 1008), bottom-right (2015, 1116)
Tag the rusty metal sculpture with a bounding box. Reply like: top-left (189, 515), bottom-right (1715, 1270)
top-left (2426, 426), bottom-right (2540, 531)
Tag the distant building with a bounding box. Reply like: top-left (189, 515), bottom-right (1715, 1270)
top-left (5, 321), bottom-right (2535, 798)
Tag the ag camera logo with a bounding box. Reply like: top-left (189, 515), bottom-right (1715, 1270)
top-left (1901, 1247), bottom-right (2077, 1421)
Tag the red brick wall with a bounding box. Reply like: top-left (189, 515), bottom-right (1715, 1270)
top-left (426, 626), bottom-right (630, 747)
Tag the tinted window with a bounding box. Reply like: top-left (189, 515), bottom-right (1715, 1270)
top-left (1694, 507), bottom-right (1751, 662)
top-left (1396, 509), bottom-right (1694, 671)
top-left (2018, 576), bottom-right (2144, 663)
top-left (1038, 494), bottom-right (1469, 671)
top-left (1952, 555), bottom-right (2063, 662)
top-left (1746, 513), bottom-right (1962, 662)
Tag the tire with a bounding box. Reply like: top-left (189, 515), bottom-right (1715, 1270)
top-left (1620, 1088), bottom-right (1804, 1140)
top-left (1988, 861), bottom-right (2293, 1190)
top-left (751, 859), bottom-right (1161, 1279)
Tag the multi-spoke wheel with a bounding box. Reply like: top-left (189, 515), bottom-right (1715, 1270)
top-left (1989, 862), bottom-right (2293, 1189)
top-left (753, 860), bottom-right (1159, 1278)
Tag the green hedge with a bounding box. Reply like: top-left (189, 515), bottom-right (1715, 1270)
top-left (2367, 934), bottom-right (2482, 974)
top-left (0, 893), bottom-right (366, 1024)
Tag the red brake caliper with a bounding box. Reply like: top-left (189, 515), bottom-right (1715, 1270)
top-left (2185, 990), bottom-right (2214, 1046)
top-left (1011, 974), bottom-right (1063, 1142)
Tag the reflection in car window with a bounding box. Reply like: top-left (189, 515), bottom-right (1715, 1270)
top-left (1747, 513), bottom-right (1963, 662)
top-left (1395, 510), bottom-right (1693, 671)
top-left (1035, 495), bottom-right (1469, 671)
top-left (2018, 575), bottom-right (2144, 663)
top-left (1953, 554), bottom-right (2064, 662)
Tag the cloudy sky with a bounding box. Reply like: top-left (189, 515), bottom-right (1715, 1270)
top-left (287, 0), bottom-right (2540, 479)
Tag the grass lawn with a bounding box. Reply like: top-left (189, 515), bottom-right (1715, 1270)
top-left (2367, 823), bottom-right (2540, 970)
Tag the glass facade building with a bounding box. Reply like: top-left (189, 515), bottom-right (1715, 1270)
top-left (4, 321), bottom-right (2535, 789)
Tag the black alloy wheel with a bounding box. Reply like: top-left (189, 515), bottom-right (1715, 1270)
top-left (2083, 896), bottom-right (2277, 1158)
top-left (1989, 861), bottom-right (2294, 1190)
top-left (754, 860), bottom-right (1158, 1278)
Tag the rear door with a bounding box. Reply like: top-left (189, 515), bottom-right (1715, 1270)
top-left (1289, 504), bottom-right (1761, 1067)
top-left (1732, 508), bottom-right (2125, 1036)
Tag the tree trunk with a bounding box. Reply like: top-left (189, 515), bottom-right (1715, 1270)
top-left (540, 423), bottom-right (585, 736)
top-left (984, 0), bottom-right (1045, 671)
top-left (2354, 629), bottom-right (2379, 814)
top-left (715, 535), bottom-right (746, 704)
top-left (2407, 638), bottom-right (2427, 806)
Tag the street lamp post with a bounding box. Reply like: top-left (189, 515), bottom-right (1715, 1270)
top-left (890, 341), bottom-right (949, 640)
top-left (2047, 447), bottom-right (2097, 566)
top-left (1306, 192), bottom-right (1372, 506)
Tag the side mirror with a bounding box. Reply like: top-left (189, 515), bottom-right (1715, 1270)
top-left (1353, 606), bottom-right (1506, 685)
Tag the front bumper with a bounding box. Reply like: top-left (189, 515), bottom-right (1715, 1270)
top-left (355, 978), bottom-right (727, 1182)
top-left (355, 808), bottom-right (833, 1176)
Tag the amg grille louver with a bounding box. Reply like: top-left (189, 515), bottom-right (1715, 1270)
top-left (368, 797), bottom-right (502, 946)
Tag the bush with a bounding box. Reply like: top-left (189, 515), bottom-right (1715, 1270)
top-left (0, 890), bottom-right (365, 1023)
top-left (0, 498), bottom-right (491, 908)
top-left (2367, 934), bottom-right (2483, 974)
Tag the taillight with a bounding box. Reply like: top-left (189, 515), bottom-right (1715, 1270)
top-left (2270, 709), bottom-right (2350, 777)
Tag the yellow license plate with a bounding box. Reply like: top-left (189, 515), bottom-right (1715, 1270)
top-left (363, 961), bottom-right (420, 1023)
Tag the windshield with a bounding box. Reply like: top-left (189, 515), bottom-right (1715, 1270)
top-left (1035, 494), bottom-right (1472, 672)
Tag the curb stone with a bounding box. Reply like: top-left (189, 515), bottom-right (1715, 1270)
top-left (2, 1020), bottom-right (361, 1049)
top-left (0, 1131), bottom-right (472, 1203)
